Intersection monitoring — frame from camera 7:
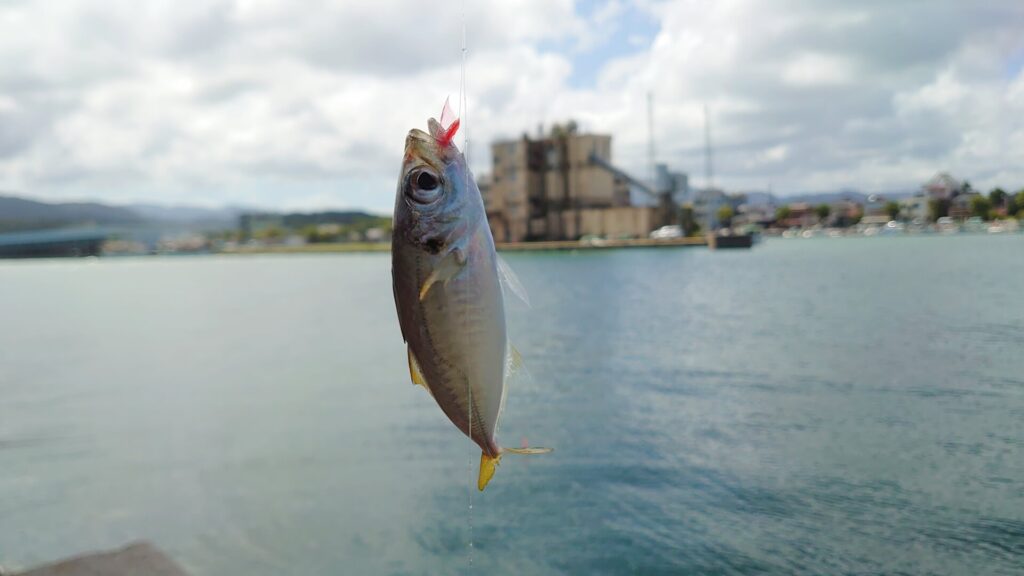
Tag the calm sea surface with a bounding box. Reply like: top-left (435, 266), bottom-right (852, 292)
top-left (1, 235), bottom-right (1022, 575)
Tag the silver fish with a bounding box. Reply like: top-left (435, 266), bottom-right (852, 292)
top-left (391, 108), bottom-right (549, 491)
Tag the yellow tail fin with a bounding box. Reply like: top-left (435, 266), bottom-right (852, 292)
top-left (478, 452), bottom-right (501, 491)
top-left (477, 447), bottom-right (554, 491)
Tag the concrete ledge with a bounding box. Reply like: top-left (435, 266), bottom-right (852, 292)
top-left (12, 542), bottom-right (189, 576)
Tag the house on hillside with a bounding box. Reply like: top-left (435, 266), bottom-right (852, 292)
top-left (900, 196), bottom-right (929, 222)
top-left (950, 192), bottom-right (982, 220)
top-left (733, 203), bottom-right (775, 228)
top-left (830, 200), bottom-right (862, 226)
top-left (863, 194), bottom-right (890, 217)
top-left (922, 172), bottom-right (961, 200)
top-left (778, 202), bottom-right (818, 228)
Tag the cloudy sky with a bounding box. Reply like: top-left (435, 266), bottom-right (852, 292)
top-left (2, 0), bottom-right (1023, 213)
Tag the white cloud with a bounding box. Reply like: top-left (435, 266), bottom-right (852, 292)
top-left (1, 0), bottom-right (1023, 211)
top-left (759, 144), bottom-right (789, 164)
top-left (782, 52), bottom-right (855, 86)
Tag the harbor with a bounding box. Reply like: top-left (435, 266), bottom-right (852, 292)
top-left (2, 235), bottom-right (1021, 574)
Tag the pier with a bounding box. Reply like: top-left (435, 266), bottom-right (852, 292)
top-left (497, 236), bottom-right (707, 251)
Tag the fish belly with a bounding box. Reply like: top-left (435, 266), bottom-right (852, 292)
top-left (405, 246), bottom-right (506, 456)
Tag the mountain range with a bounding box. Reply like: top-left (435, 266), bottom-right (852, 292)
top-left (0, 194), bottom-right (384, 233)
top-left (0, 195), bottom-right (142, 231)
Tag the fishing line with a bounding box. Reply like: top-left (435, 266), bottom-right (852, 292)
top-left (459, 4), bottom-right (474, 572)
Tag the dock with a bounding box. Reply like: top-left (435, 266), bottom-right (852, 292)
top-left (497, 236), bottom-right (708, 251)
top-left (498, 233), bottom-right (755, 251)
top-left (706, 233), bottom-right (755, 249)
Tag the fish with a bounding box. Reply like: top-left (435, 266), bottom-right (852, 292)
top-left (391, 100), bottom-right (550, 491)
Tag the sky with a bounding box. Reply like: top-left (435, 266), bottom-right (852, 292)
top-left (1, 0), bottom-right (1023, 213)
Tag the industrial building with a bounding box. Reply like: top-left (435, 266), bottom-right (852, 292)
top-left (482, 126), bottom-right (684, 242)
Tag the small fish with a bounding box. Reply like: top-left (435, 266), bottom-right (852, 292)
top-left (391, 100), bottom-right (550, 491)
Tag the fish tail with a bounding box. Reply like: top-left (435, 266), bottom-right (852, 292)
top-left (478, 452), bottom-right (501, 491)
top-left (477, 446), bottom-right (554, 491)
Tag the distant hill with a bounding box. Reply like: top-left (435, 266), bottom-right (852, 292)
top-left (127, 203), bottom-right (245, 225)
top-left (737, 191), bottom-right (775, 206)
top-left (782, 190), bottom-right (916, 205)
top-left (0, 194), bottom-right (142, 231)
top-left (0, 193), bottom-right (394, 234)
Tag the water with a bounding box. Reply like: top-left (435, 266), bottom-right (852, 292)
top-left (1, 235), bottom-right (1022, 575)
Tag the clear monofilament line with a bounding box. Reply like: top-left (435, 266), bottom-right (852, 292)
top-left (460, 7), bottom-right (473, 573)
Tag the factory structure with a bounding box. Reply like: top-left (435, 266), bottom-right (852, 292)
top-left (480, 124), bottom-right (692, 242)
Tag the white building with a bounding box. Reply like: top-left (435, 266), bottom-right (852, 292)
top-left (899, 196), bottom-right (930, 222)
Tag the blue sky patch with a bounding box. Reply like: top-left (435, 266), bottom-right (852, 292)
top-left (568, 0), bottom-right (660, 88)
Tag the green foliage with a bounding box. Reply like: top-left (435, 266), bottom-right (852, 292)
top-left (815, 204), bottom-right (831, 221)
top-left (884, 201), bottom-right (901, 221)
top-left (1010, 190), bottom-right (1024, 215)
top-left (716, 205), bottom-right (734, 228)
top-left (679, 204), bottom-right (701, 237)
top-left (775, 206), bottom-right (792, 222)
top-left (970, 195), bottom-right (992, 219)
top-left (255, 226), bottom-right (284, 241)
top-left (989, 187), bottom-right (1008, 208)
top-left (202, 229), bottom-right (240, 242)
top-left (301, 225), bottom-right (328, 243)
top-left (293, 216), bottom-right (391, 243)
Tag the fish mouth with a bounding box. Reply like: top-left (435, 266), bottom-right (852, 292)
top-left (404, 127), bottom-right (443, 171)
top-left (406, 128), bottom-right (432, 144)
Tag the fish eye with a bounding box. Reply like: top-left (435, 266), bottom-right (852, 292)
top-left (416, 171), bottom-right (438, 190)
top-left (408, 168), bottom-right (443, 204)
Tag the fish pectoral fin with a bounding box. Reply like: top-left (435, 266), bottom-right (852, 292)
top-left (418, 248), bottom-right (467, 301)
top-left (497, 254), bottom-right (531, 307)
top-left (407, 347), bottom-right (432, 395)
top-left (478, 452), bottom-right (501, 491)
top-left (503, 447), bottom-right (554, 455)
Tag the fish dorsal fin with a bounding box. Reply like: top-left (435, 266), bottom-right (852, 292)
top-left (407, 347), bottom-right (432, 396)
top-left (497, 255), bottom-right (530, 307)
